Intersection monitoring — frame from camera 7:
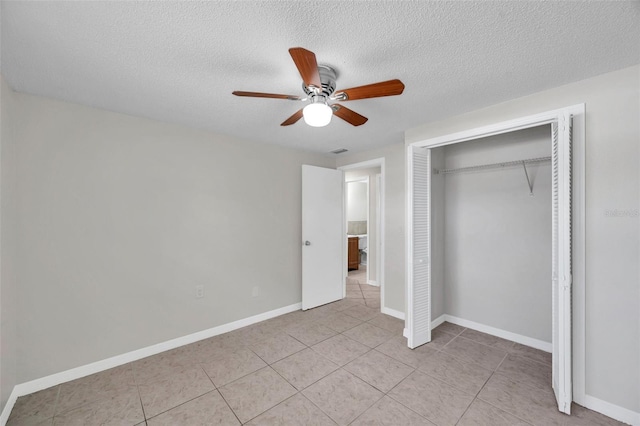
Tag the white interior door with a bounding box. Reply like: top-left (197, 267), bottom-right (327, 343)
top-left (407, 146), bottom-right (431, 348)
top-left (302, 165), bottom-right (344, 310)
top-left (551, 117), bottom-right (573, 414)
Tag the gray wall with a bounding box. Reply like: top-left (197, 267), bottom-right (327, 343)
top-left (7, 88), bottom-right (333, 385)
top-left (430, 148), bottom-right (446, 321)
top-left (407, 65), bottom-right (639, 414)
top-left (1, 76), bottom-right (18, 409)
top-left (442, 126), bottom-right (552, 342)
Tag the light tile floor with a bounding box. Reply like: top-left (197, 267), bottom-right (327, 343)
top-left (347, 265), bottom-right (380, 310)
top-left (8, 296), bottom-right (625, 425)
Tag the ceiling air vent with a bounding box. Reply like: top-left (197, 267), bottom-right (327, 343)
top-left (330, 148), bottom-right (348, 154)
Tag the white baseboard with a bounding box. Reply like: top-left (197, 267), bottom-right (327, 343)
top-left (443, 314), bottom-right (552, 353)
top-left (381, 307), bottom-right (404, 320)
top-left (431, 314), bottom-right (446, 329)
top-left (366, 280), bottom-right (379, 287)
top-left (580, 395), bottom-right (639, 426)
top-left (0, 302), bottom-right (301, 425)
top-left (402, 316), bottom-right (445, 340)
top-left (0, 392), bottom-right (18, 426)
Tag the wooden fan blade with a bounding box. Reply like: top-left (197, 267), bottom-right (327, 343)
top-left (335, 79), bottom-right (405, 101)
top-left (233, 91), bottom-right (301, 100)
top-left (289, 47), bottom-right (322, 89)
top-left (281, 109), bottom-right (304, 126)
top-left (332, 104), bottom-right (368, 126)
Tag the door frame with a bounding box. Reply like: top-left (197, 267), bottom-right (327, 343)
top-left (345, 176), bottom-right (370, 284)
top-left (406, 104), bottom-right (586, 407)
top-left (339, 158), bottom-right (386, 310)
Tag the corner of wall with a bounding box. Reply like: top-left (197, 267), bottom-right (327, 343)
top-left (0, 73), bottom-right (19, 414)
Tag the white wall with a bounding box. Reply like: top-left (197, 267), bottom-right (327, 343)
top-left (7, 89), bottom-right (333, 385)
top-left (407, 65), bottom-right (639, 415)
top-left (441, 126), bottom-right (552, 342)
top-left (346, 181), bottom-right (367, 222)
top-left (0, 75), bottom-right (18, 409)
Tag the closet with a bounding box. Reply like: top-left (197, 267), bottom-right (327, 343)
top-left (407, 106), bottom-right (581, 415)
top-left (430, 125), bottom-right (553, 343)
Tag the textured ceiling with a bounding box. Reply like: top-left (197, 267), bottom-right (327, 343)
top-left (1, 1), bottom-right (639, 154)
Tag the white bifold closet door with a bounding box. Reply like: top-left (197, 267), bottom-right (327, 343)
top-left (551, 117), bottom-right (573, 414)
top-left (407, 146), bottom-right (431, 348)
top-left (407, 113), bottom-right (574, 415)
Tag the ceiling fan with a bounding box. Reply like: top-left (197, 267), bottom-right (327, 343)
top-left (232, 47), bottom-right (405, 127)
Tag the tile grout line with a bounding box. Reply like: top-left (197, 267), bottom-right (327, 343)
top-left (215, 387), bottom-right (244, 425)
top-left (481, 399), bottom-right (537, 426)
top-left (462, 348), bottom-right (538, 426)
top-left (382, 364), bottom-right (434, 425)
top-left (144, 388), bottom-right (219, 422)
top-left (352, 333), bottom-right (433, 424)
top-left (138, 364), bottom-right (218, 422)
top-left (133, 367), bottom-right (150, 424)
top-left (49, 384), bottom-right (62, 423)
top-left (223, 350), bottom-right (303, 423)
top-left (474, 387), bottom-right (537, 426)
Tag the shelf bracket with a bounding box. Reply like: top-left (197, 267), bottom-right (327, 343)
top-left (522, 161), bottom-right (534, 196)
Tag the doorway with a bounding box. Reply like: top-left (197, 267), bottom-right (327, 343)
top-left (339, 158), bottom-right (385, 312)
top-left (345, 175), bottom-right (379, 308)
top-left (406, 105), bottom-right (585, 415)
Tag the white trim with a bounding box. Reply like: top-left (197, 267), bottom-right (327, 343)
top-left (344, 176), bottom-right (368, 183)
top-left (0, 391), bottom-right (17, 426)
top-left (406, 104), bottom-right (585, 407)
top-left (443, 314), bottom-right (552, 352)
top-left (364, 175), bottom-right (370, 284)
top-left (0, 302), bottom-right (301, 425)
top-left (381, 307), bottom-right (404, 321)
top-left (366, 280), bottom-right (379, 287)
top-left (570, 110), bottom-right (587, 407)
top-left (339, 158), bottom-right (385, 171)
top-left (407, 107), bottom-right (570, 150)
top-left (375, 173), bottom-right (382, 292)
top-left (431, 314), bottom-right (446, 329)
top-left (338, 158), bottom-right (385, 314)
top-left (581, 395), bottom-right (640, 426)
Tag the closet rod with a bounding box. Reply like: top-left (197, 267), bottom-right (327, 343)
top-left (435, 156), bottom-right (551, 175)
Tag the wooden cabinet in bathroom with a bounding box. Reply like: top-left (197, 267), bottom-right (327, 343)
top-left (348, 237), bottom-right (359, 271)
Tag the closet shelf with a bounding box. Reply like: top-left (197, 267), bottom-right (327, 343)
top-left (434, 156), bottom-right (551, 175)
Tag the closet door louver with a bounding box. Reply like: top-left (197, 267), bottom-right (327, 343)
top-left (551, 116), bottom-right (573, 414)
top-left (407, 146), bottom-right (431, 348)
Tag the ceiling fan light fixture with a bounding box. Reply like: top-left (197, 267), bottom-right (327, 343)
top-left (303, 100), bottom-right (332, 127)
top-left (233, 47), bottom-right (405, 127)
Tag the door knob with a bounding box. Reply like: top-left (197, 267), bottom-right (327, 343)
top-left (305, 241), bottom-right (311, 246)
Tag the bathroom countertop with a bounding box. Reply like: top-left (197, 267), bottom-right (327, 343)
top-left (347, 234), bottom-right (367, 238)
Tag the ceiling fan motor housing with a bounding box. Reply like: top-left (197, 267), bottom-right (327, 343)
top-left (303, 65), bottom-right (338, 98)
